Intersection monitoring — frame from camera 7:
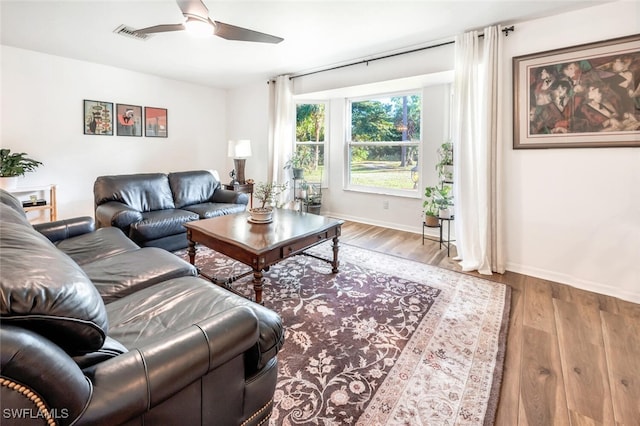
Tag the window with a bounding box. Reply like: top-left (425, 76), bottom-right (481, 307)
top-left (295, 102), bottom-right (328, 186)
top-left (347, 92), bottom-right (421, 195)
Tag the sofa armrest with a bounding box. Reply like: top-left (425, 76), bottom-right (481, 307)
top-left (212, 188), bottom-right (249, 205)
top-left (1, 325), bottom-right (93, 426)
top-left (33, 216), bottom-right (96, 243)
top-left (79, 306), bottom-right (260, 425)
top-left (95, 201), bottom-right (143, 229)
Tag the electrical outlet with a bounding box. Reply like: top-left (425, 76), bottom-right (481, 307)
top-left (383, 200), bottom-right (389, 209)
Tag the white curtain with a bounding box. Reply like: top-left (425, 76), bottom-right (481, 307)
top-left (452, 25), bottom-right (505, 275)
top-left (267, 75), bottom-right (294, 206)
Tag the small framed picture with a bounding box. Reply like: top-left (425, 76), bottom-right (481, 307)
top-left (83, 100), bottom-right (113, 135)
top-left (144, 107), bottom-right (168, 137)
top-left (116, 104), bottom-right (143, 137)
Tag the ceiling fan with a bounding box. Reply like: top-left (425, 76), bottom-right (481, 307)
top-left (134, 0), bottom-right (283, 44)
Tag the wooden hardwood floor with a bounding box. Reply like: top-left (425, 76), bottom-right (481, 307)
top-left (339, 221), bottom-right (640, 426)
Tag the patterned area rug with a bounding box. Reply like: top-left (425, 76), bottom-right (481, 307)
top-left (175, 242), bottom-right (510, 425)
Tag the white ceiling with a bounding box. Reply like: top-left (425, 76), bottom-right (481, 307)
top-left (0, 0), bottom-right (612, 89)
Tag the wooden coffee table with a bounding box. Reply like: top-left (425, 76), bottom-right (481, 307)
top-left (184, 209), bottom-right (344, 304)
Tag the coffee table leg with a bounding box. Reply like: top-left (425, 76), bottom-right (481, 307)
top-left (253, 270), bottom-right (264, 305)
top-left (187, 231), bottom-right (196, 265)
top-left (331, 236), bottom-right (340, 273)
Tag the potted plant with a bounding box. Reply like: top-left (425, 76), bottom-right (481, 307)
top-left (0, 148), bottom-right (43, 190)
top-left (296, 180), bottom-right (308, 200)
top-left (249, 181), bottom-right (287, 223)
top-left (304, 183), bottom-right (322, 215)
top-left (435, 141), bottom-right (453, 182)
top-left (423, 186), bottom-right (440, 226)
top-left (284, 150), bottom-right (313, 179)
top-left (432, 185), bottom-right (454, 218)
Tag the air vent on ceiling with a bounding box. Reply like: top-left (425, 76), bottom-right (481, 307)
top-left (113, 25), bottom-right (153, 41)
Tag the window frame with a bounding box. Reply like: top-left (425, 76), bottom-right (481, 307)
top-left (345, 90), bottom-right (422, 198)
top-left (294, 100), bottom-right (329, 188)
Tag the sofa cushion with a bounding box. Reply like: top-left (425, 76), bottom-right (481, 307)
top-left (106, 277), bottom-right (284, 372)
top-left (94, 173), bottom-right (175, 212)
top-left (0, 188), bottom-right (30, 218)
top-left (82, 247), bottom-right (197, 303)
top-left (0, 202), bottom-right (31, 227)
top-left (129, 209), bottom-right (198, 242)
top-left (168, 170), bottom-right (220, 209)
top-left (183, 202), bottom-right (247, 219)
top-left (72, 336), bottom-right (128, 369)
top-left (56, 226), bottom-right (140, 265)
top-left (0, 222), bottom-right (108, 355)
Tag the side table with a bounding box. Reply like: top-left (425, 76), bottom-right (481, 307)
top-left (224, 183), bottom-right (254, 208)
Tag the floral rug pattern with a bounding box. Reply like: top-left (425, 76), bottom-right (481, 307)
top-left (176, 242), bottom-right (509, 426)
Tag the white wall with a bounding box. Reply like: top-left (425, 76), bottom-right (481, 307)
top-left (227, 1), bottom-right (640, 303)
top-left (226, 81), bottom-right (271, 185)
top-left (1, 46), bottom-right (228, 219)
top-left (501, 2), bottom-right (640, 303)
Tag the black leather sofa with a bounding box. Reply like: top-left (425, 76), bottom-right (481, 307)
top-left (0, 189), bottom-right (284, 425)
top-left (94, 170), bottom-right (248, 251)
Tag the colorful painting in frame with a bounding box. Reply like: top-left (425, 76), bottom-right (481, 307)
top-left (144, 107), bottom-right (168, 138)
top-left (513, 34), bottom-right (640, 149)
top-left (116, 104), bottom-right (143, 137)
top-left (83, 100), bottom-right (113, 135)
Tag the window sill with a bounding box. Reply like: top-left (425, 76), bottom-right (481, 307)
top-left (343, 185), bottom-right (421, 199)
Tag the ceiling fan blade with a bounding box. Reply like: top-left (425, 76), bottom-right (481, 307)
top-left (177, 0), bottom-right (209, 19)
top-left (213, 21), bottom-right (283, 44)
top-left (135, 23), bottom-right (186, 34)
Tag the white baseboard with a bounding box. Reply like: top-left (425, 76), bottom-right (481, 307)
top-left (323, 210), bottom-right (439, 237)
top-left (324, 210), bottom-right (638, 305)
top-left (505, 261), bottom-right (640, 305)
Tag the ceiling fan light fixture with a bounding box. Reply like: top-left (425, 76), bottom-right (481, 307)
top-left (184, 16), bottom-right (212, 37)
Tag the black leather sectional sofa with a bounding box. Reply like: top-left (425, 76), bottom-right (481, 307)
top-left (94, 170), bottom-right (248, 251)
top-left (0, 189), bottom-right (284, 425)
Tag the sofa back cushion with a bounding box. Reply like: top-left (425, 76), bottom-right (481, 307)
top-left (0, 189), bottom-right (29, 219)
top-left (0, 222), bottom-right (109, 355)
top-left (0, 202), bottom-right (31, 228)
top-left (94, 173), bottom-right (175, 212)
top-left (169, 170), bottom-right (220, 209)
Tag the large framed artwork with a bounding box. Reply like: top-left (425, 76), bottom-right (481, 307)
top-left (513, 34), bottom-right (640, 149)
top-left (83, 100), bottom-right (113, 135)
top-left (116, 103), bottom-right (143, 137)
top-left (144, 107), bottom-right (168, 137)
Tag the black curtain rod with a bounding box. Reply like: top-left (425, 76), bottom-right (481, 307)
top-left (290, 40), bottom-right (454, 80)
top-left (288, 26), bottom-right (514, 80)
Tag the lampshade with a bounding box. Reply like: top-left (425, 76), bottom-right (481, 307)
top-left (227, 139), bottom-right (252, 158)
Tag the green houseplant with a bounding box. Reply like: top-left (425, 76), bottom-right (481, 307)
top-left (0, 148), bottom-right (43, 190)
top-left (433, 185), bottom-right (454, 218)
top-left (435, 141), bottom-right (453, 182)
top-left (250, 182), bottom-right (287, 223)
top-left (423, 185), bottom-right (453, 225)
top-left (303, 182), bottom-right (322, 215)
top-left (423, 186), bottom-right (440, 226)
top-left (284, 150), bottom-right (313, 179)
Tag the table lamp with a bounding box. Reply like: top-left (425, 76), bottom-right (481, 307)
top-left (228, 139), bottom-right (252, 185)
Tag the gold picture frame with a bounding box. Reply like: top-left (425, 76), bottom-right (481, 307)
top-left (513, 34), bottom-right (640, 149)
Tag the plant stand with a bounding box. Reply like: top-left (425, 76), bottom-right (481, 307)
top-left (439, 216), bottom-right (455, 256)
top-left (422, 215), bottom-right (455, 257)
